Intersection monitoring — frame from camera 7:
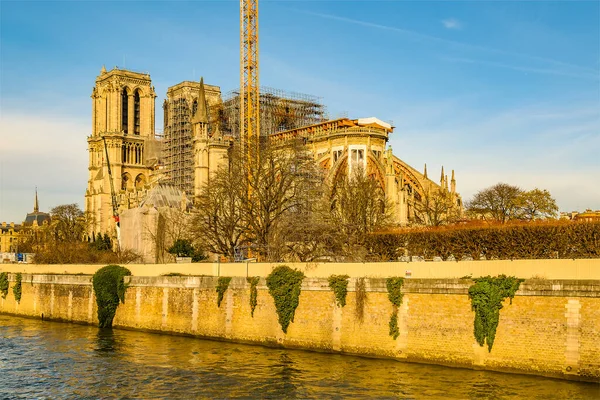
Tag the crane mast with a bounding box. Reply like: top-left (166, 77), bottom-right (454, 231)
top-left (102, 136), bottom-right (121, 248)
top-left (240, 0), bottom-right (260, 171)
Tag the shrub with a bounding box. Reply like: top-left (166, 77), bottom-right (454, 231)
top-left (92, 265), bottom-right (132, 328)
top-left (0, 272), bottom-right (8, 299)
top-left (168, 239), bottom-right (206, 262)
top-left (247, 276), bottom-right (260, 317)
top-left (386, 277), bottom-right (404, 340)
top-left (468, 275), bottom-right (523, 351)
top-left (34, 242), bottom-right (140, 264)
top-left (216, 277), bottom-right (232, 307)
top-left (355, 277), bottom-right (367, 323)
top-left (266, 266), bottom-right (305, 333)
top-left (328, 275), bottom-right (350, 308)
top-left (12, 273), bottom-right (22, 303)
top-left (386, 277), bottom-right (404, 307)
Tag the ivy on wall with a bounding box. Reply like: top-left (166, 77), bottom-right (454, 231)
top-left (216, 277), bottom-right (232, 308)
top-left (246, 276), bottom-right (260, 317)
top-left (12, 273), bottom-right (22, 303)
top-left (386, 277), bottom-right (404, 340)
top-left (468, 275), bottom-right (523, 351)
top-left (355, 277), bottom-right (367, 323)
top-left (328, 275), bottom-right (349, 308)
top-left (266, 266), bottom-right (305, 333)
top-left (92, 265), bottom-right (132, 328)
top-left (0, 272), bottom-right (9, 299)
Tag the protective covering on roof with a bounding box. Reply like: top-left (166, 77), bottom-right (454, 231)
top-left (357, 117), bottom-right (392, 130)
top-left (140, 184), bottom-right (191, 209)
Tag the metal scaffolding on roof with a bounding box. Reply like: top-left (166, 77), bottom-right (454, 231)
top-left (215, 86), bottom-right (326, 139)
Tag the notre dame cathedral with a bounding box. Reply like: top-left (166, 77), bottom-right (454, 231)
top-left (85, 67), bottom-right (462, 240)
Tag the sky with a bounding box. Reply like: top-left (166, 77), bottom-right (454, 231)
top-left (1, 0), bottom-right (599, 222)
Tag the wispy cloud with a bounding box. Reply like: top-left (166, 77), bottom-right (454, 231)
top-left (295, 10), bottom-right (597, 76)
top-left (442, 18), bottom-right (462, 30)
top-left (443, 57), bottom-right (600, 80)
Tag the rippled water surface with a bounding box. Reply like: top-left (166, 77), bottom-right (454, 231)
top-left (0, 315), bottom-right (598, 399)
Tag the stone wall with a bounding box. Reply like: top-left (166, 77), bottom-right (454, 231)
top-left (1, 273), bottom-right (598, 383)
top-left (2, 258), bottom-right (600, 280)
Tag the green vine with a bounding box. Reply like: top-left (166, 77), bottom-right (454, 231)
top-left (386, 277), bottom-right (404, 340)
top-left (266, 265), bottom-right (305, 333)
top-left (355, 277), bottom-right (367, 323)
top-left (216, 277), bottom-right (232, 307)
top-left (386, 277), bottom-right (404, 307)
top-left (468, 275), bottom-right (524, 352)
top-left (0, 272), bottom-right (9, 299)
top-left (92, 265), bottom-right (131, 328)
top-left (12, 273), bottom-right (22, 303)
top-left (247, 276), bottom-right (260, 317)
top-left (328, 274), bottom-right (349, 308)
top-left (389, 311), bottom-right (400, 340)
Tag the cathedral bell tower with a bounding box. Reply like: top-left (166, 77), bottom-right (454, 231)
top-left (86, 66), bottom-right (157, 237)
top-left (192, 77), bottom-right (230, 199)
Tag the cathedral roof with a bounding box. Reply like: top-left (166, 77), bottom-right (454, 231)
top-left (23, 189), bottom-right (50, 226)
top-left (23, 212), bottom-right (50, 226)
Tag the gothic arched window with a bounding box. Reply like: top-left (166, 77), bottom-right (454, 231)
top-left (135, 174), bottom-right (145, 190)
top-left (121, 89), bottom-right (128, 134)
top-left (134, 90), bottom-right (141, 135)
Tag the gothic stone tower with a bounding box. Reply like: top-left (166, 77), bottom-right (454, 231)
top-left (191, 78), bottom-right (230, 198)
top-left (86, 67), bottom-right (156, 236)
top-left (162, 78), bottom-right (223, 197)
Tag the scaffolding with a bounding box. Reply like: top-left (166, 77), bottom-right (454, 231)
top-left (216, 86), bottom-right (326, 138)
top-left (161, 85), bottom-right (326, 196)
top-left (162, 97), bottom-right (195, 197)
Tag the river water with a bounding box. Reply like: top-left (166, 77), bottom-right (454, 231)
top-left (0, 315), bottom-right (598, 399)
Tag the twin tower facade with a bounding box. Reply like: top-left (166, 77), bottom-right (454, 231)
top-left (86, 67), bottom-right (228, 236)
top-left (86, 67), bottom-right (462, 238)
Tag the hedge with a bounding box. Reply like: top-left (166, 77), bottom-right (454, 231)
top-left (366, 221), bottom-right (600, 260)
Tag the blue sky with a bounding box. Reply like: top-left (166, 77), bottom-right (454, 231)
top-left (1, 0), bottom-right (599, 222)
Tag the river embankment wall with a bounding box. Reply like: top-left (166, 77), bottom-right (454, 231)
top-left (0, 271), bottom-right (598, 383)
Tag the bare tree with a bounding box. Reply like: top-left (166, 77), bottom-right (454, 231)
top-left (246, 140), bottom-right (322, 261)
top-left (413, 189), bottom-right (459, 226)
top-left (329, 167), bottom-right (391, 253)
top-left (278, 181), bottom-right (343, 262)
top-left (192, 150), bottom-right (249, 261)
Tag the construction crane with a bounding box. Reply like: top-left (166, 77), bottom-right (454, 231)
top-left (102, 136), bottom-right (121, 249)
top-left (240, 0), bottom-right (260, 171)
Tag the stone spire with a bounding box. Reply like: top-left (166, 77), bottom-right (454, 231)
top-left (100, 65), bottom-right (107, 74)
top-left (451, 170), bottom-right (456, 194)
top-left (445, 175), bottom-right (449, 191)
top-left (192, 77), bottom-right (209, 124)
top-left (440, 166), bottom-right (445, 187)
top-left (423, 163), bottom-right (428, 179)
top-left (34, 187), bottom-right (39, 213)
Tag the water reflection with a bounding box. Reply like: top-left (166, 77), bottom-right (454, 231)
top-left (0, 315), bottom-right (598, 399)
top-left (94, 328), bottom-right (120, 354)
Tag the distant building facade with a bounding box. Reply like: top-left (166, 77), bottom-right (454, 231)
top-left (0, 190), bottom-right (50, 256)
